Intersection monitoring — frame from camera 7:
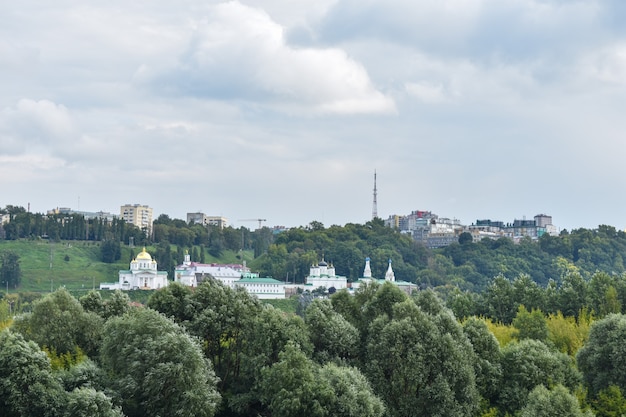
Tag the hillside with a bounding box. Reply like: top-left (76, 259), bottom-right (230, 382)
top-left (0, 239), bottom-right (253, 293)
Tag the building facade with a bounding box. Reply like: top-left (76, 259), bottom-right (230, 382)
top-left (305, 260), bottom-right (348, 290)
top-left (100, 247), bottom-right (168, 290)
top-left (187, 212), bottom-right (228, 229)
top-left (174, 252), bottom-right (285, 299)
top-left (120, 204), bottom-right (153, 235)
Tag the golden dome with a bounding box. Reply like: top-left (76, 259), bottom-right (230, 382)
top-left (136, 247), bottom-right (152, 261)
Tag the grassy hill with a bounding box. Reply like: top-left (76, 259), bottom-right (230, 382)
top-left (0, 239), bottom-right (254, 294)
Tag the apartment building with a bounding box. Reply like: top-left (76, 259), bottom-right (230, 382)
top-left (186, 212), bottom-right (228, 229)
top-left (120, 204), bottom-right (153, 235)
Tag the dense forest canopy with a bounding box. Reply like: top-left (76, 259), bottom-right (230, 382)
top-left (4, 278), bottom-right (623, 416)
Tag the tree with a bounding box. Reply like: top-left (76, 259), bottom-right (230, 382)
top-left (12, 288), bottom-right (104, 357)
top-left (229, 305), bottom-right (312, 416)
top-left (100, 239), bottom-right (121, 263)
top-left (365, 299), bottom-right (479, 417)
top-left (305, 299), bottom-right (359, 363)
top-left (100, 308), bottom-right (221, 417)
top-left (483, 274), bottom-right (517, 324)
top-left (458, 232), bottom-right (473, 245)
top-left (577, 313), bottom-right (626, 397)
top-left (462, 317), bottom-right (503, 405)
top-left (0, 329), bottom-right (65, 417)
top-left (0, 330), bottom-right (121, 417)
top-left (520, 384), bottom-right (592, 417)
top-left (259, 342), bottom-right (331, 417)
top-left (0, 251), bottom-right (21, 289)
top-left (498, 339), bottom-right (581, 414)
top-left (512, 305), bottom-right (549, 342)
top-left (64, 388), bottom-right (124, 417)
top-left (319, 363), bottom-right (385, 417)
top-left (593, 385), bottom-right (626, 417)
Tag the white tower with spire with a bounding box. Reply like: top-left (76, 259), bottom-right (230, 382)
top-left (363, 257), bottom-right (372, 278)
top-left (385, 258), bottom-right (395, 282)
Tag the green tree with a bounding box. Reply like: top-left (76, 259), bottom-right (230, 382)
top-left (12, 288), bottom-right (104, 357)
top-left (513, 305), bottom-right (549, 342)
top-left (229, 305), bottom-right (312, 416)
top-left (100, 308), bottom-right (221, 417)
top-left (319, 363), bottom-right (385, 417)
top-left (462, 317), bottom-right (503, 406)
top-left (365, 299), bottom-right (479, 417)
top-left (0, 329), bottom-right (121, 417)
top-left (483, 274), bottom-right (517, 324)
top-left (79, 290), bottom-right (105, 317)
top-left (520, 384), bottom-right (592, 417)
top-left (100, 239), bottom-right (121, 263)
top-left (0, 251), bottom-right (21, 289)
top-left (498, 339), bottom-right (581, 414)
top-left (593, 385), bottom-right (626, 417)
top-left (305, 299), bottom-right (359, 363)
top-left (64, 388), bottom-right (124, 417)
top-left (577, 314), bottom-right (626, 397)
top-left (259, 342), bottom-right (331, 417)
top-left (103, 290), bottom-right (131, 319)
top-left (0, 329), bottom-right (64, 417)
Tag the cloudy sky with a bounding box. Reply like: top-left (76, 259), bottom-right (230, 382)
top-left (2, 0), bottom-right (626, 231)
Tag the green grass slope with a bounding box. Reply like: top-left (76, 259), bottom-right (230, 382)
top-left (0, 240), bottom-right (254, 294)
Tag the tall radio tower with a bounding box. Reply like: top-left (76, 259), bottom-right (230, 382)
top-left (372, 170), bottom-right (378, 219)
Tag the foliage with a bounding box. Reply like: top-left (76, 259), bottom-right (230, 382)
top-left (12, 288), bottom-right (104, 357)
top-left (100, 307), bottom-right (221, 417)
top-left (592, 385), bottom-right (626, 417)
top-left (100, 239), bottom-right (121, 263)
top-left (462, 317), bottom-right (503, 404)
top-left (365, 299), bottom-right (479, 417)
top-left (0, 251), bottom-right (21, 289)
top-left (512, 305), bottom-right (549, 342)
top-left (305, 299), bottom-right (359, 363)
top-left (483, 318), bottom-right (517, 347)
top-left (520, 384), bottom-right (592, 417)
top-left (577, 313), bottom-right (626, 397)
top-left (0, 329), bottom-right (121, 417)
top-left (498, 339), bottom-right (581, 414)
top-left (546, 310), bottom-right (592, 356)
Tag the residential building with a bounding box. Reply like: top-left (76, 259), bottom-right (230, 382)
top-left (100, 247), bottom-right (168, 290)
top-left (47, 207), bottom-right (116, 222)
top-left (187, 212), bottom-right (228, 229)
top-left (120, 204), bottom-right (153, 235)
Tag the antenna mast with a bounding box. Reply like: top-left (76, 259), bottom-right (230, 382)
top-left (372, 170), bottom-right (378, 219)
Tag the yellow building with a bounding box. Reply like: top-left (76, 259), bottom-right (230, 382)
top-left (120, 204), bottom-right (153, 235)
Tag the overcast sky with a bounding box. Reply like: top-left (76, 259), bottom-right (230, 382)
top-left (2, 0), bottom-right (626, 231)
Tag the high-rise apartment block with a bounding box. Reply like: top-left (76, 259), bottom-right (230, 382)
top-left (120, 204), bottom-right (153, 235)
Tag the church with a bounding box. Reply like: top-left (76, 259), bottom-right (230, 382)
top-left (100, 247), bottom-right (169, 290)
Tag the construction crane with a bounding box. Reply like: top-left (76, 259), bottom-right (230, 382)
top-left (238, 218), bottom-right (267, 229)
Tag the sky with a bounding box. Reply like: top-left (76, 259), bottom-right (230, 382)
top-left (2, 0), bottom-right (626, 232)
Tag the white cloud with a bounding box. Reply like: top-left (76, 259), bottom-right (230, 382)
top-left (581, 42), bottom-right (626, 85)
top-left (138, 1), bottom-right (395, 114)
top-left (405, 82), bottom-right (448, 103)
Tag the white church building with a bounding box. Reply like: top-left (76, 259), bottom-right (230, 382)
top-left (305, 259), bottom-right (348, 290)
top-left (351, 257), bottom-right (417, 294)
top-left (100, 247), bottom-right (169, 290)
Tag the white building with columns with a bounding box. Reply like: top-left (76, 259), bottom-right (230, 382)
top-left (100, 247), bottom-right (169, 290)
